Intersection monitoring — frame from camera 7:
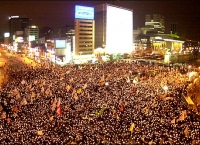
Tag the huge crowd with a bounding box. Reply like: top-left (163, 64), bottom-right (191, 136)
top-left (0, 59), bottom-right (200, 144)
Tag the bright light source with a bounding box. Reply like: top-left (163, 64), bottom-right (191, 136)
top-left (29, 35), bottom-right (35, 41)
top-left (16, 37), bottom-right (24, 42)
top-left (4, 32), bottom-right (10, 38)
top-left (163, 85), bottom-right (168, 91)
top-left (106, 5), bottom-right (133, 54)
top-left (189, 72), bottom-right (194, 81)
top-left (133, 79), bottom-right (137, 84)
top-left (30, 25), bottom-right (37, 28)
top-left (9, 15), bottom-right (19, 19)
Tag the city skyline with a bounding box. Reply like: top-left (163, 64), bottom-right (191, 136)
top-left (0, 1), bottom-right (200, 41)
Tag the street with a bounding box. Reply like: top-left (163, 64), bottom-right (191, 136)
top-left (0, 47), bottom-right (37, 86)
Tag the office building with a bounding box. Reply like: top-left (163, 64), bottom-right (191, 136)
top-left (145, 14), bottom-right (165, 34)
top-left (9, 16), bottom-right (31, 44)
top-left (94, 4), bottom-right (133, 54)
top-left (25, 25), bottom-right (39, 43)
top-left (74, 5), bottom-right (95, 55)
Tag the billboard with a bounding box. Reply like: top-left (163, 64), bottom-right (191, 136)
top-left (55, 40), bottom-right (66, 49)
top-left (106, 5), bottom-right (133, 54)
top-left (75, 5), bottom-right (94, 20)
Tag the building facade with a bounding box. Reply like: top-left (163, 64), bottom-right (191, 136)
top-left (75, 19), bottom-right (95, 55)
top-left (9, 16), bottom-right (31, 44)
top-left (25, 25), bottom-right (39, 43)
top-left (94, 4), bottom-right (133, 54)
top-left (145, 14), bottom-right (165, 34)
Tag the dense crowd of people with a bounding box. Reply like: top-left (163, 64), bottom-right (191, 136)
top-left (0, 59), bottom-right (200, 144)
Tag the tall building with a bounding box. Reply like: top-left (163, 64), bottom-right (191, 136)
top-left (94, 4), bottom-right (133, 54)
top-left (74, 5), bottom-right (95, 55)
top-left (9, 16), bottom-right (31, 43)
top-left (145, 14), bottom-right (165, 34)
top-left (25, 25), bottom-right (39, 43)
top-left (65, 26), bottom-right (75, 52)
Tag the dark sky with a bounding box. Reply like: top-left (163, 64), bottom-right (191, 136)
top-left (0, 1), bottom-right (200, 40)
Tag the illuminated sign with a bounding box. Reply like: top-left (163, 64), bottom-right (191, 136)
top-left (15, 37), bottom-right (24, 42)
top-left (29, 35), bottom-right (35, 41)
top-left (9, 16), bottom-right (19, 19)
top-left (106, 5), bottom-right (133, 54)
top-left (4, 32), bottom-right (10, 38)
top-left (55, 40), bottom-right (66, 48)
top-left (75, 5), bottom-right (94, 20)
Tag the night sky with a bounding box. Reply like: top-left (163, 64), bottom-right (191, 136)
top-left (0, 1), bottom-right (200, 41)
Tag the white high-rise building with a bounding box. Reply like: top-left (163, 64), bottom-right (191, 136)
top-left (94, 4), bottom-right (133, 54)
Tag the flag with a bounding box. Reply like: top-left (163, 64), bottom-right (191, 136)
top-left (66, 85), bottom-right (71, 92)
top-left (185, 96), bottom-right (194, 105)
top-left (34, 80), bottom-right (38, 84)
top-left (158, 92), bottom-right (168, 99)
top-left (152, 98), bottom-right (157, 107)
top-left (1, 112), bottom-right (6, 119)
top-left (51, 97), bottom-right (57, 111)
top-left (45, 88), bottom-right (50, 95)
top-left (95, 110), bottom-right (99, 116)
top-left (77, 88), bottom-right (82, 94)
top-left (13, 106), bottom-right (19, 112)
top-left (99, 74), bottom-right (105, 83)
top-left (13, 88), bottom-right (18, 95)
top-left (56, 97), bottom-right (62, 116)
top-left (41, 87), bottom-right (44, 93)
top-left (99, 106), bottom-right (105, 116)
top-left (37, 130), bottom-right (43, 136)
top-left (141, 137), bottom-right (145, 142)
top-left (49, 116), bottom-right (54, 121)
top-left (159, 138), bottom-right (165, 145)
top-left (26, 84), bottom-right (32, 91)
top-left (72, 89), bottom-right (76, 96)
top-left (87, 92), bottom-right (90, 99)
top-left (144, 107), bottom-right (149, 115)
top-left (30, 87), bottom-right (35, 91)
top-left (177, 110), bottom-right (187, 122)
top-left (120, 105), bottom-right (124, 111)
top-left (170, 119), bottom-right (175, 124)
top-left (21, 80), bottom-right (26, 85)
top-left (129, 123), bottom-right (135, 133)
top-left (21, 98), bottom-right (27, 106)
top-left (83, 83), bottom-right (87, 89)
top-left (184, 126), bottom-right (189, 137)
top-left (69, 78), bottom-right (73, 82)
top-left (31, 92), bottom-right (36, 98)
top-left (74, 93), bottom-right (79, 101)
top-left (126, 77), bottom-right (130, 83)
top-left (163, 97), bottom-right (173, 101)
top-left (148, 141), bottom-right (153, 145)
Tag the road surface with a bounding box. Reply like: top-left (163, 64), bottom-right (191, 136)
top-left (0, 47), bottom-right (37, 86)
